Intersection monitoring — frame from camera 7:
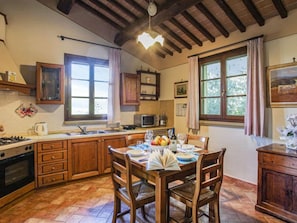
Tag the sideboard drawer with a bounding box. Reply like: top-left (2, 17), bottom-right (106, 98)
top-left (261, 153), bottom-right (297, 169)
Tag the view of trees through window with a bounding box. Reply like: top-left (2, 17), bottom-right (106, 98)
top-left (200, 47), bottom-right (247, 122)
top-left (64, 54), bottom-right (109, 121)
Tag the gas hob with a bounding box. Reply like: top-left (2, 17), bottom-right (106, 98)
top-left (0, 136), bottom-right (34, 152)
top-left (0, 136), bottom-right (28, 146)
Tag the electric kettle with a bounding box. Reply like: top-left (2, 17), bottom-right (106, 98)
top-left (34, 122), bottom-right (48, 136)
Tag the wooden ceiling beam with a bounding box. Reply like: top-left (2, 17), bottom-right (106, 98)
top-left (164, 39), bottom-right (182, 53)
top-left (158, 23), bottom-right (192, 49)
top-left (181, 11), bottom-right (215, 42)
top-left (169, 18), bottom-right (203, 46)
top-left (76, 0), bottom-right (123, 30)
top-left (124, 0), bottom-right (147, 15)
top-left (89, 0), bottom-right (130, 27)
top-left (114, 0), bottom-right (203, 46)
top-left (57, 0), bottom-right (74, 14)
top-left (215, 0), bottom-right (246, 32)
top-left (272, 0), bottom-right (288, 18)
top-left (158, 45), bottom-right (174, 56)
top-left (108, 1), bottom-right (138, 20)
top-left (152, 48), bottom-right (166, 58)
top-left (195, 2), bottom-right (229, 38)
top-left (242, 0), bottom-right (265, 26)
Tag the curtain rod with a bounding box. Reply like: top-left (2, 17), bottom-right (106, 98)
top-left (57, 35), bottom-right (121, 50)
top-left (188, 34), bottom-right (263, 58)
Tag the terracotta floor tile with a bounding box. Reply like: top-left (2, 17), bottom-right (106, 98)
top-left (0, 175), bottom-right (287, 223)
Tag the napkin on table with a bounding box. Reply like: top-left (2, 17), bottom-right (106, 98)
top-left (146, 149), bottom-right (181, 171)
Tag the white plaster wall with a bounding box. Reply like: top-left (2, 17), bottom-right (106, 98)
top-left (0, 0), bottom-right (155, 135)
top-left (160, 34), bottom-right (297, 184)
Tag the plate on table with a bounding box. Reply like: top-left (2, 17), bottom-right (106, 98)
top-left (175, 153), bottom-right (195, 161)
top-left (178, 144), bottom-right (202, 152)
top-left (126, 150), bottom-right (145, 157)
top-left (179, 144), bottom-right (195, 150)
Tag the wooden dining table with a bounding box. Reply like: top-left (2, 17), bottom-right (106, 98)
top-left (113, 147), bottom-right (207, 223)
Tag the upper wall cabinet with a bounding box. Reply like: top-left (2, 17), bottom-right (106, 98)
top-left (36, 62), bottom-right (65, 104)
top-left (120, 72), bottom-right (140, 105)
top-left (137, 70), bottom-right (160, 100)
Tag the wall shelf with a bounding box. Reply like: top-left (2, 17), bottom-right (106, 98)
top-left (137, 70), bottom-right (160, 101)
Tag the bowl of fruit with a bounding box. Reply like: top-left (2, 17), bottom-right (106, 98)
top-left (150, 135), bottom-right (170, 152)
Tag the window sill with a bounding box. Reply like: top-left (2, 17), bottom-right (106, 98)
top-left (199, 120), bottom-right (244, 128)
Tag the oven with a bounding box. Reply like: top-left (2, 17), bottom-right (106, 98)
top-left (0, 137), bottom-right (34, 199)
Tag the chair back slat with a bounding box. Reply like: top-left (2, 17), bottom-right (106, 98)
top-left (186, 134), bottom-right (209, 149)
top-left (125, 133), bottom-right (145, 146)
top-left (202, 163), bottom-right (221, 175)
top-left (113, 173), bottom-right (127, 188)
top-left (201, 175), bottom-right (221, 188)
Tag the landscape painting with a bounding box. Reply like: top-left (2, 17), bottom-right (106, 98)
top-left (267, 62), bottom-right (297, 107)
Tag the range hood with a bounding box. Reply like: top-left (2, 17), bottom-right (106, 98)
top-left (0, 12), bottom-right (34, 95)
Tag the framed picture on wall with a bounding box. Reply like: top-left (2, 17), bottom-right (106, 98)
top-left (267, 61), bottom-right (297, 107)
top-left (174, 81), bottom-right (188, 98)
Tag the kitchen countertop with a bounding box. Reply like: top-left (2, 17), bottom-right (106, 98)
top-left (25, 127), bottom-right (172, 142)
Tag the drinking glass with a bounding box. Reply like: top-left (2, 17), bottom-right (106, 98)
top-left (177, 133), bottom-right (187, 149)
top-left (144, 130), bottom-right (154, 145)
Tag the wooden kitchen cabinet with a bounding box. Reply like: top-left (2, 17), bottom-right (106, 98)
top-left (256, 144), bottom-right (297, 222)
top-left (36, 62), bottom-right (65, 104)
top-left (120, 72), bottom-right (140, 105)
top-left (36, 140), bottom-right (68, 188)
top-left (137, 70), bottom-right (160, 100)
top-left (68, 137), bottom-right (101, 180)
top-left (101, 135), bottom-right (126, 173)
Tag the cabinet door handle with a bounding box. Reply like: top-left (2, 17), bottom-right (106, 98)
top-left (51, 156), bottom-right (55, 159)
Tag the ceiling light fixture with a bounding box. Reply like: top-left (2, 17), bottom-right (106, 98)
top-left (137, 1), bottom-right (164, 49)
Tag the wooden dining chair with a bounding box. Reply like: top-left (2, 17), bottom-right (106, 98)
top-left (109, 146), bottom-right (155, 223)
top-left (182, 134), bottom-right (209, 182)
top-left (125, 133), bottom-right (145, 146)
top-left (168, 148), bottom-right (226, 223)
top-left (186, 134), bottom-right (209, 150)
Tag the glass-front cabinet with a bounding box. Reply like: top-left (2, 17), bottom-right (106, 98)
top-left (137, 70), bottom-right (160, 100)
top-left (36, 62), bottom-right (65, 104)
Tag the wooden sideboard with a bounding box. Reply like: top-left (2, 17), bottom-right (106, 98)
top-left (256, 143), bottom-right (297, 223)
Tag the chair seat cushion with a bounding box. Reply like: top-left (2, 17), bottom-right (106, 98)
top-left (170, 181), bottom-right (215, 204)
top-left (120, 180), bottom-right (155, 201)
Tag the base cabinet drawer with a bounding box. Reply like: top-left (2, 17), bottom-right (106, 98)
top-left (38, 161), bottom-right (68, 175)
top-left (38, 140), bottom-right (67, 152)
top-left (37, 172), bottom-right (68, 187)
top-left (36, 140), bottom-right (68, 188)
top-left (38, 150), bottom-right (67, 163)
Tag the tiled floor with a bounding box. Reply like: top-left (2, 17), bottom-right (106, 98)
top-left (0, 175), bottom-right (286, 223)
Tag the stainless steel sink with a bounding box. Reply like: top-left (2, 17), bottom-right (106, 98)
top-left (98, 129), bottom-right (126, 133)
top-left (65, 129), bottom-right (125, 136)
top-left (65, 131), bottom-right (99, 136)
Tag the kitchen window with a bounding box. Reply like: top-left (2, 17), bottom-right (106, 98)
top-left (199, 47), bottom-right (247, 122)
top-left (64, 54), bottom-right (109, 121)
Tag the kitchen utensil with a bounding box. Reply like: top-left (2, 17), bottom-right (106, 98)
top-left (34, 122), bottom-right (48, 136)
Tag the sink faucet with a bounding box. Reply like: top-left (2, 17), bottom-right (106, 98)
top-left (77, 125), bottom-right (87, 134)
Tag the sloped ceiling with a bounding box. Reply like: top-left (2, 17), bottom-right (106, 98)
top-left (37, 0), bottom-right (297, 69)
